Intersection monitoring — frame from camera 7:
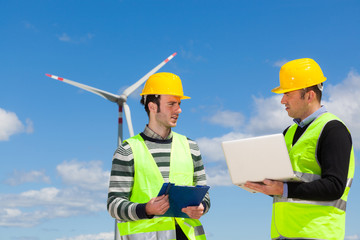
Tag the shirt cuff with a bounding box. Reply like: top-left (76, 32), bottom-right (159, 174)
top-left (136, 203), bottom-right (154, 219)
top-left (201, 201), bottom-right (208, 214)
top-left (282, 182), bottom-right (288, 198)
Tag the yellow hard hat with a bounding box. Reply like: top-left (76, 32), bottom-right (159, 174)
top-left (272, 58), bottom-right (327, 94)
top-left (140, 72), bottom-right (190, 99)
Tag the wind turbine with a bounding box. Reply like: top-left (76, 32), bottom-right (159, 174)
top-left (45, 52), bottom-right (177, 240)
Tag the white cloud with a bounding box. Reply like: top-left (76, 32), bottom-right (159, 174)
top-left (273, 59), bottom-right (288, 67)
top-left (197, 132), bottom-right (253, 186)
top-left (25, 118), bottom-right (34, 133)
top-left (57, 160), bottom-right (110, 191)
top-left (0, 160), bottom-right (109, 227)
top-left (197, 97), bottom-right (290, 185)
top-left (197, 132), bottom-right (251, 163)
top-left (56, 232), bottom-right (113, 240)
top-left (206, 110), bottom-right (245, 130)
top-left (5, 170), bottom-right (50, 186)
top-left (180, 49), bottom-right (205, 62)
top-left (206, 168), bottom-right (232, 186)
top-left (180, 40), bottom-right (207, 62)
top-left (197, 95), bottom-right (291, 165)
top-left (57, 33), bottom-right (95, 43)
top-left (0, 208), bottom-right (48, 227)
top-left (246, 95), bottom-right (293, 135)
top-left (323, 70), bottom-right (360, 149)
top-left (0, 186), bottom-right (105, 227)
top-left (0, 108), bottom-right (33, 141)
top-left (20, 187), bottom-right (60, 202)
top-left (58, 33), bottom-right (71, 42)
top-left (345, 234), bottom-right (360, 240)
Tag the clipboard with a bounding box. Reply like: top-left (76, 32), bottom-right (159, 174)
top-left (157, 182), bottom-right (210, 218)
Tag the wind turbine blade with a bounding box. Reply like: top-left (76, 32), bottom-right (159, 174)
top-left (123, 102), bottom-right (134, 137)
top-left (122, 52), bottom-right (177, 97)
top-left (46, 74), bottom-right (119, 103)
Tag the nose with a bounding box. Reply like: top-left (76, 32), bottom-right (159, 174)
top-left (176, 104), bottom-right (182, 114)
top-left (174, 102), bottom-right (182, 114)
top-left (281, 94), bottom-right (286, 104)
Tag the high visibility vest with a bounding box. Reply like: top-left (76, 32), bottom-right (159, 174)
top-left (271, 112), bottom-right (355, 240)
top-left (118, 132), bottom-right (207, 240)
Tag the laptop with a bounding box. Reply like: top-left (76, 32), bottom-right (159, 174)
top-left (221, 133), bottom-right (300, 193)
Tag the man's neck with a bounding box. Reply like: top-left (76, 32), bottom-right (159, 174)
top-left (300, 102), bottom-right (321, 121)
top-left (147, 123), bottom-right (171, 139)
top-left (294, 105), bottom-right (327, 128)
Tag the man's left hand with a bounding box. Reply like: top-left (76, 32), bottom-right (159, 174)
top-left (182, 203), bottom-right (204, 219)
top-left (244, 179), bottom-right (284, 196)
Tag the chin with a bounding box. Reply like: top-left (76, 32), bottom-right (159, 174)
top-left (286, 111), bottom-right (293, 118)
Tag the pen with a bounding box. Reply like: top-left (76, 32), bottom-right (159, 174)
top-left (164, 182), bottom-right (172, 195)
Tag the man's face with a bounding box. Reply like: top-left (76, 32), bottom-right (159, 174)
top-left (154, 95), bottom-right (182, 128)
top-left (281, 89), bottom-right (309, 120)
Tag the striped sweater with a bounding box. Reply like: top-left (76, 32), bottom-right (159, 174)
top-left (107, 126), bottom-right (210, 221)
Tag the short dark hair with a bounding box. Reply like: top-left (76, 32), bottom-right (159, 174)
top-left (140, 95), bottom-right (161, 117)
top-left (300, 84), bottom-right (322, 102)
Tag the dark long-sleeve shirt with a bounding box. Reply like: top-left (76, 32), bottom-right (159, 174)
top-left (284, 119), bottom-right (352, 201)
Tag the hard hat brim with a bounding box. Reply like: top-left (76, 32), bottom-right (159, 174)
top-left (271, 86), bottom-right (291, 94)
top-left (272, 78), bottom-right (327, 94)
top-left (140, 93), bottom-right (191, 100)
top-left (180, 95), bottom-right (191, 100)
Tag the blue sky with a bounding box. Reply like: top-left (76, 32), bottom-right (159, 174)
top-left (1, 0), bottom-right (360, 239)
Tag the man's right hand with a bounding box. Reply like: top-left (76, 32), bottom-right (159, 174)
top-left (145, 195), bottom-right (170, 216)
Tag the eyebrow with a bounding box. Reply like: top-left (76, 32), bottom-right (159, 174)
top-left (167, 100), bottom-right (181, 105)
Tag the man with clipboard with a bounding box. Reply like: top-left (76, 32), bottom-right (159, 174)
top-left (107, 73), bottom-right (210, 240)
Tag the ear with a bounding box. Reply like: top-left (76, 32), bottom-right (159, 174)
top-left (148, 102), bottom-right (157, 113)
top-left (307, 90), bottom-right (316, 102)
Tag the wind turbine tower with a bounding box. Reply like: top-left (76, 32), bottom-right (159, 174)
top-left (46, 52), bottom-right (177, 240)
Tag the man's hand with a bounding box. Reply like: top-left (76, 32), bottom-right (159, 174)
top-left (145, 195), bottom-right (170, 216)
top-left (244, 179), bottom-right (284, 196)
top-left (182, 203), bottom-right (204, 219)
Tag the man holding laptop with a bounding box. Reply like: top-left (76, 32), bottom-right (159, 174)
top-left (245, 58), bottom-right (355, 240)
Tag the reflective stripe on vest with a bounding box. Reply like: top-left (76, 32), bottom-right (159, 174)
top-left (118, 132), bottom-right (206, 240)
top-left (119, 217), bottom-right (176, 240)
top-left (271, 112), bottom-right (355, 240)
top-left (120, 231), bottom-right (175, 240)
